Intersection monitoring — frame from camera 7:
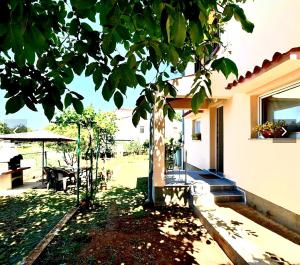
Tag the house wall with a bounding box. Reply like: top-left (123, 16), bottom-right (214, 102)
top-left (184, 110), bottom-right (211, 170)
top-left (223, 92), bottom-right (300, 216)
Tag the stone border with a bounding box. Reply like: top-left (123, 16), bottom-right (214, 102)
top-left (193, 205), bottom-right (248, 265)
top-left (21, 206), bottom-right (79, 265)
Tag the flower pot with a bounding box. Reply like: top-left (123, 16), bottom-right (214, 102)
top-left (261, 130), bottom-right (273, 138)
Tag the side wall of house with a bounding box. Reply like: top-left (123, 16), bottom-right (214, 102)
top-left (184, 110), bottom-right (211, 170)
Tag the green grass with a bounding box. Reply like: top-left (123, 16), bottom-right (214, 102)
top-left (0, 155), bottom-right (149, 264)
top-left (36, 155), bottom-right (149, 264)
top-left (0, 190), bottom-right (76, 264)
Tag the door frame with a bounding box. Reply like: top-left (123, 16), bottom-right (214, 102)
top-left (216, 105), bottom-right (224, 173)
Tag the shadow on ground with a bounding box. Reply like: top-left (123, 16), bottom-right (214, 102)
top-left (0, 190), bottom-right (75, 264)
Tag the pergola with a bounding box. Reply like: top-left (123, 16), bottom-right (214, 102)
top-left (0, 130), bottom-right (76, 177)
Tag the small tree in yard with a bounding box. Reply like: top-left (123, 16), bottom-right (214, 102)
top-left (0, 0), bottom-right (253, 124)
top-left (48, 106), bottom-right (117, 201)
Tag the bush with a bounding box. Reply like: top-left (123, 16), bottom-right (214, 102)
top-left (125, 141), bottom-right (147, 155)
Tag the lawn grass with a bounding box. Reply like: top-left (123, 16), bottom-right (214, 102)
top-left (36, 155), bottom-right (149, 264)
top-left (0, 190), bottom-right (76, 264)
top-left (0, 155), bottom-right (149, 264)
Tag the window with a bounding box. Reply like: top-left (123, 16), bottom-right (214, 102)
top-left (192, 119), bottom-right (201, 140)
top-left (260, 84), bottom-right (300, 137)
top-left (194, 120), bottom-right (201, 134)
top-left (139, 126), bottom-right (144, 134)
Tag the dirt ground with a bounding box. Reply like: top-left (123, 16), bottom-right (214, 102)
top-left (79, 205), bottom-right (232, 265)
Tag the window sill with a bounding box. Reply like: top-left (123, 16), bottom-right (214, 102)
top-left (248, 137), bottom-right (299, 142)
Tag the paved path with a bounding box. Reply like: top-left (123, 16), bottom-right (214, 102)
top-left (194, 203), bottom-right (300, 264)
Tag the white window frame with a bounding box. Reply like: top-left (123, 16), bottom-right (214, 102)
top-left (258, 81), bottom-right (300, 125)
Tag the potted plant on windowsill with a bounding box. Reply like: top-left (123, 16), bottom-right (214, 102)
top-left (254, 120), bottom-right (286, 138)
top-left (192, 133), bottom-right (201, 140)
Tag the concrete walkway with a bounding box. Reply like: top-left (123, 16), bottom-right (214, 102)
top-left (0, 180), bottom-right (43, 196)
top-left (165, 170), bottom-right (235, 186)
top-left (194, 203), bottom-right (300, 265)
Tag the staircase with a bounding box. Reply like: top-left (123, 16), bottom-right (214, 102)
top-left (210, 183), bottom-right (244, 203)
top-left (189, 171), bottom-right (244, 207)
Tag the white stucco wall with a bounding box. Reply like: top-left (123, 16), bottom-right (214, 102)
top-left (184, 110), bottom-right (211, 169)
top-left (223, 93), bottom-right (300, 215)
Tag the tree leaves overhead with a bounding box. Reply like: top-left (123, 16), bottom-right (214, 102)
top-left (191, 88), bottom-right (206, 114)
top-left (0, 0), bottom-right (254, 123)
top-left (211, 57), bottom-right (239, 79)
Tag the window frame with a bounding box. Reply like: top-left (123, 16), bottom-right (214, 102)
top-left (139, 125), bottom-right (145, 134)
top-left (258, 81), bottom-right (300, 135)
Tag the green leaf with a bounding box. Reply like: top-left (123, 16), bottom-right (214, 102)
top-left (5, 95), bottom-right (25, 114)
top-left (71, 56), bottom-right (86, 75)
top-left (71, 97), bottom-right (84, 114)
top-left (69, 19), bottom-right (79, 36)
top-left (191, 89), bottom-right (206, 113)
top-left (64, 93), bottom-right (72, 108)
top-left (224, 4), bottom-right (254, 33)
top-left (37, 57), bottom-right (47, 71)
top-left (168, 46), bottom-right (179, 66)
top-left (70, 91), bottom-right (84, 100)
top-left (173, 12), bottom-right (186, 48)
top-left (189, 21), bottom-right (203, 44)
top-left (114, 91), bottom-right (123, 109)
top-left (30, 26), bottom-right (46, 51)
top-left (102, 33), bottom-right (116, 55)
top-left (85, 62), bottom-right (98, 77)
top-left (141, 61), bottom-right (148, 75)
top-left (61, 67), bottom-right (74, 84)
top-left (167, 83), bottom-right (177, 98)
top-left (132, 110), bottom-right (140, 127)
top-left (233, 5), bottom-right (254, 33)
top-left (128, 54), bottom-right (137, 69)
top-left (145, 90), bottom-right (155, 104)
top-left (42, 103), bottom-right (55, 121)
top-left (211, 57), bottom-right (238, 79)
top-left (222, 5), bottom-right (234, 22)
top-left (93, 67), bottom-right (103, 90)
top-left (102, 81), bottom-right (115, 101)
top-left (136, 74), bottom-right (146, 87)
top-left (71, 0), bottom-right (96, 10)
top-left (167, 107), bottom-right (175, 121)
top-left (24, 44), bottom-right (35, 65)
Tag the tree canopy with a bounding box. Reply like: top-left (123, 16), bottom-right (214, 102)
top-left (48, 106), bottom-right (117, 165)
top-left (0, 0), bottom-right (253, 125)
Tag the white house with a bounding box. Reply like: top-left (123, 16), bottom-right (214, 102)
top-left (151, 0), bottom-right (300, 234)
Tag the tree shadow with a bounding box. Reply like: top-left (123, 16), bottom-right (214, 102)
top-left (0, 190), bottom-right (75, 264)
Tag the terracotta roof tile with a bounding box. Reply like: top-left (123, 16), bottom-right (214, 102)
top-left (226, 47), bottom-right (300, 89)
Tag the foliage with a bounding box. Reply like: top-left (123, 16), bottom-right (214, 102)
top-left (254, 120), bottom-right (286, 138)
top-left (0, 190), bottom-right (75, 265)
top-left (125, 140), bottom-right (147, 155)
top-left (165, 137), bottom-right (181, 169)
top-left (0, 122), bottom-right (30, 134)
top-left (0, 0), bottom-right (253, 124)
top-left (47, 106), bottom-right (117, 166)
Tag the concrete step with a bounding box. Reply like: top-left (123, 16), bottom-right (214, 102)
top-left (212, 190), bottom-right (245, 203)
top-left (210, 184), bottom-right (236, 192)
top-left (193, 204), bottom-right (300, 265)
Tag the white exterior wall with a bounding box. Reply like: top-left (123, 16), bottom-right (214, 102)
top-left (182, 0), bottom-right (300, 215)
top-left (184, 110), bottom-right (211, 169)
top-left (223, 94), bottom-right (300, 215)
